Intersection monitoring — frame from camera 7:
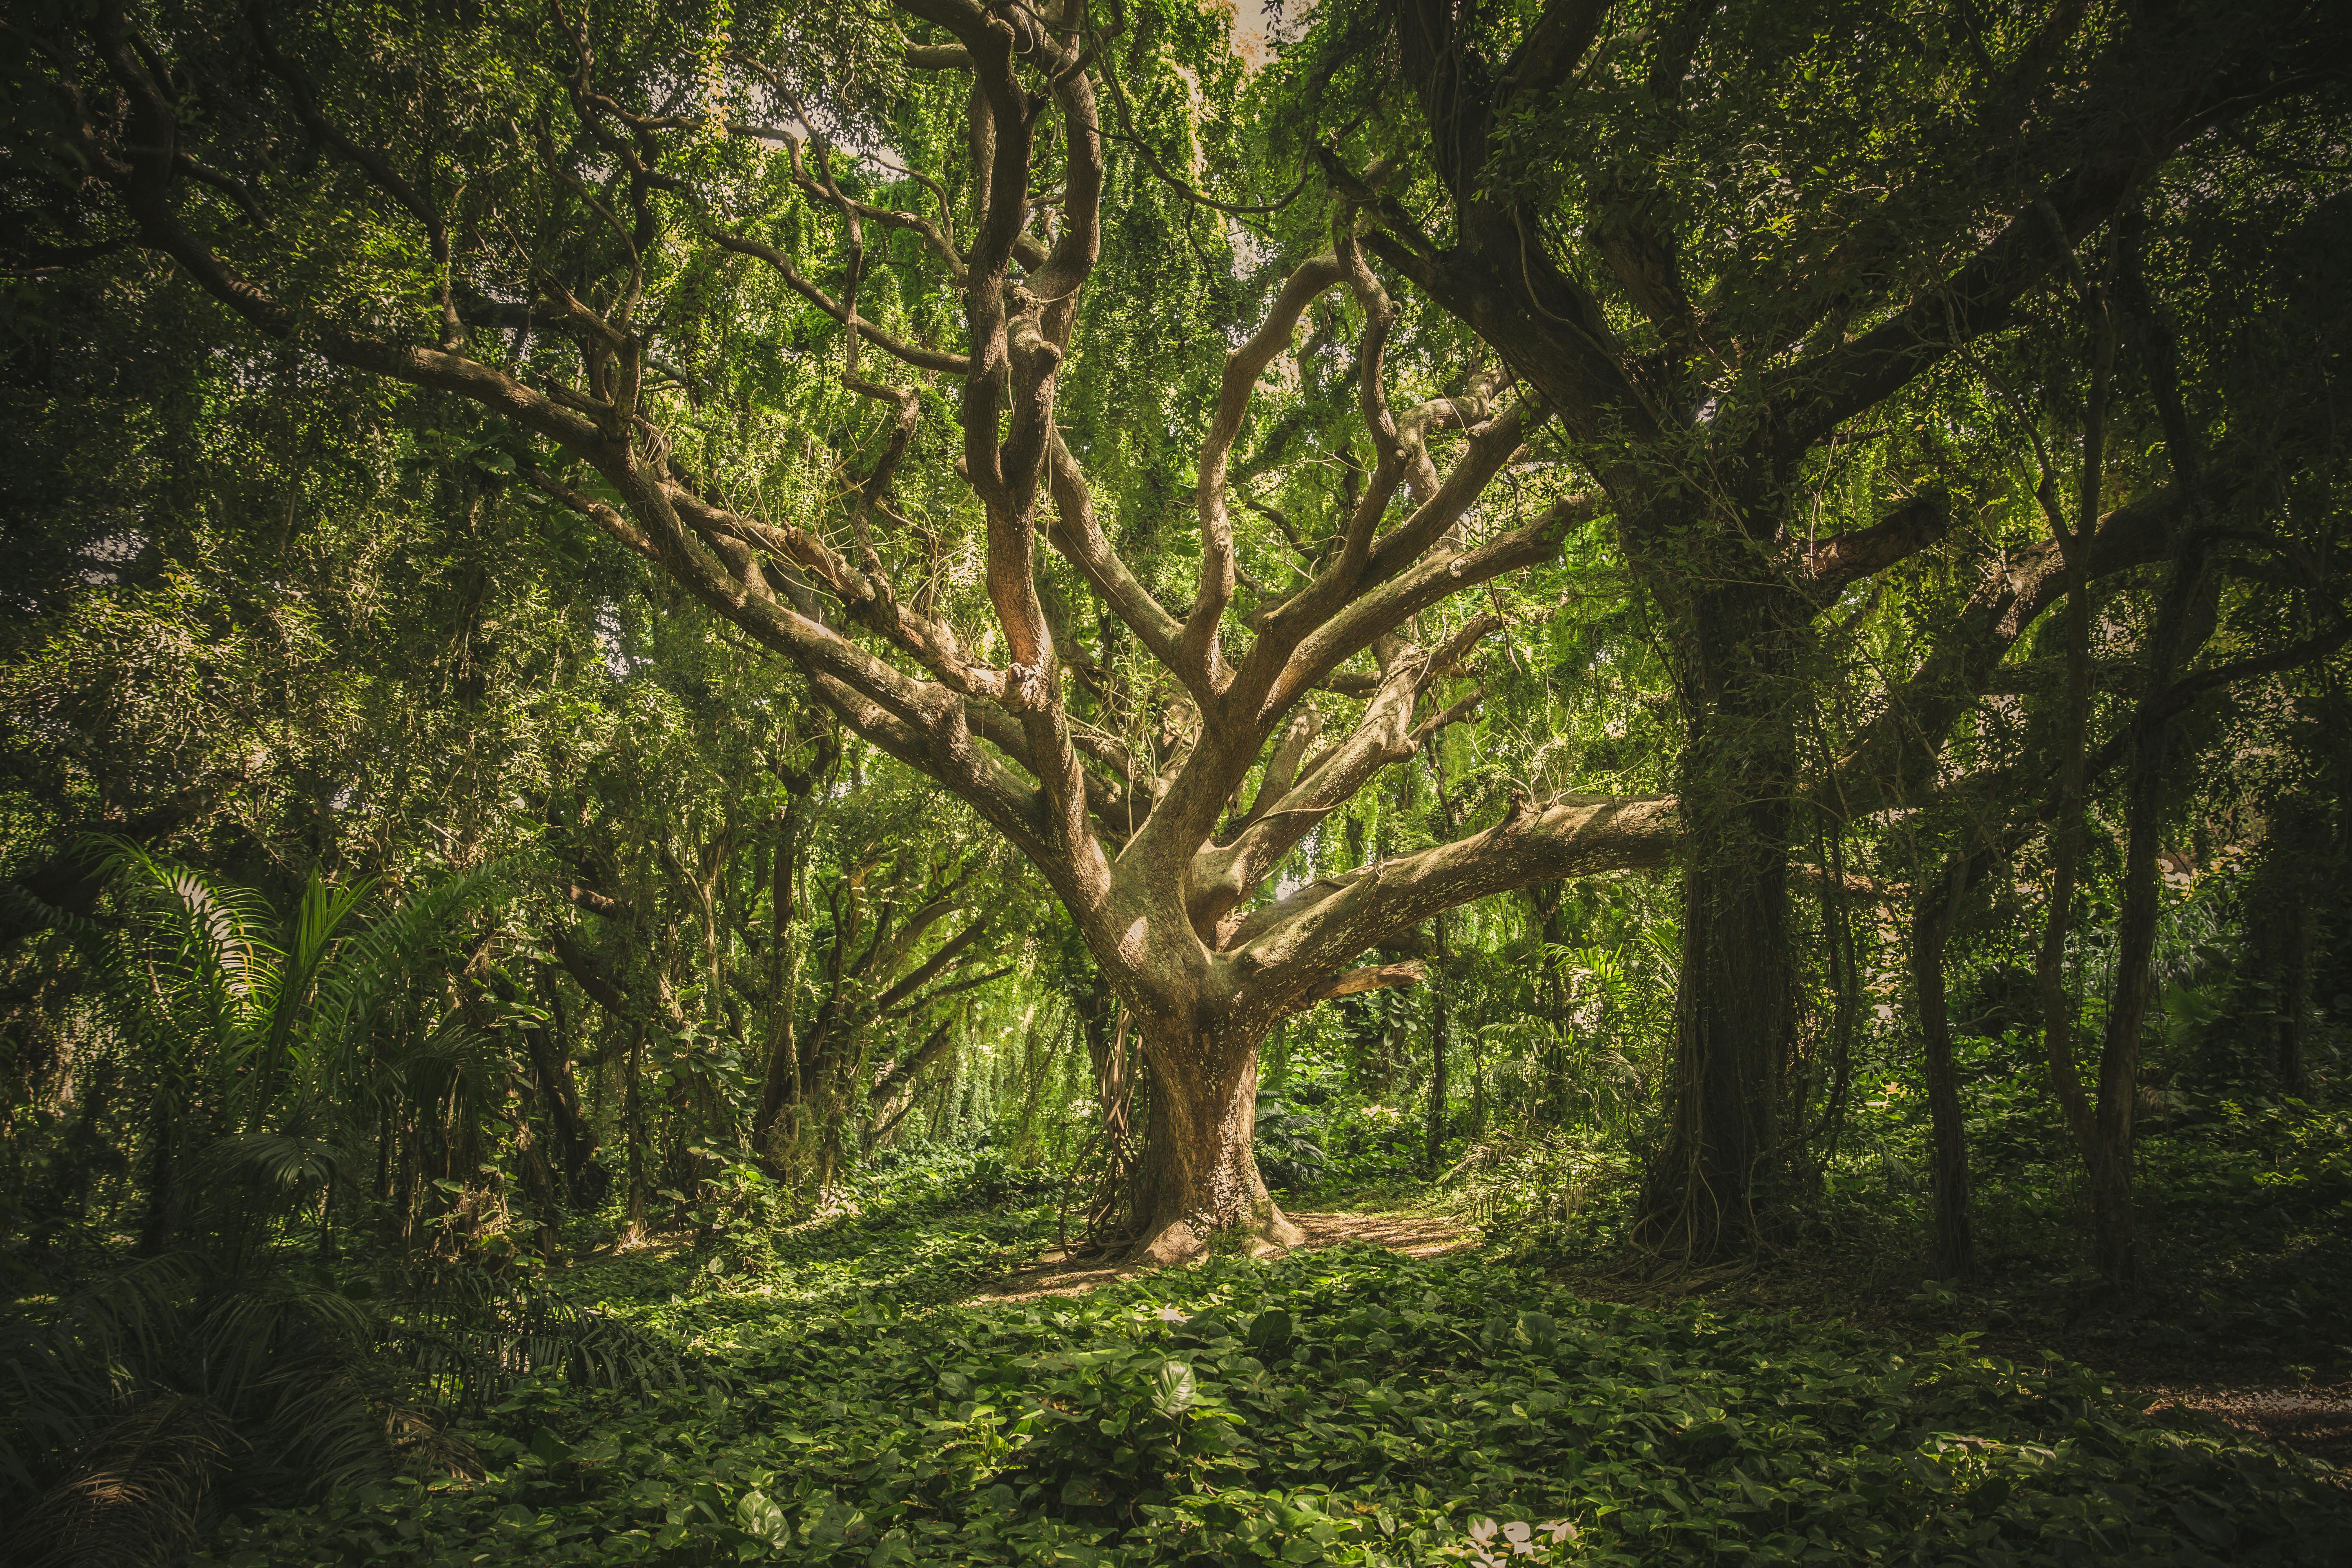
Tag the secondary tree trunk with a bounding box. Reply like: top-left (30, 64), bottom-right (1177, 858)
top-left (1129, 1022), bottom-right (1300, 1264)
top-left (1911, 860), bottom-right (1976, 1280)
top-left (1640, 586), bottom-right (1800, 1260)
top-left (2247, 796), bottom-right (2329, 1095)
top-left (2280, 900), bottom-right (2315, 1096)
top-left (752, 798), bottom-right (806, 1170)
top-left (1426, 920), bottom-right (1450, 1176)
top-left (519, 968), bottom-right (601, 1202)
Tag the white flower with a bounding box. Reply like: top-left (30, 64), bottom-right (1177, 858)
top-left (1502, 1521), bottom-right (1532, 1546)
top-left (1543, 1520), bottom-right (1577, 1544)
top-left (1468, 1518), bottom-right (1497, 1544)
top-left (1155, 1306), bottom-right (1186, 1323)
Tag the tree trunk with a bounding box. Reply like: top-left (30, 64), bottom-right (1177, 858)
top-left (2280, 902), bottom-right (2314, 1096)
top-left (2248, 797), bottom-right (2329, 1095)
top-left (1911, 861), bottom-right (1976, 1280)
top-left (623, 1021), bottom-right (648, 1239)
top-left (1531, 883), bottom-right (1568, 1125)
top-left (1426, 927), bottom-right (1450, 1176)
top-left (1129, 1023), bottom-right (1299, 1264)
top-left (2089, 507), bottom-right (2221, 1285)
top-left (135, 1076), bottom-right (176, 1256)
top-left (1642, 646), bottom-right (1797, 1258)
top-left (520, 967), bottom-right (600, 1202)
top-left (753, 801), bottom-right (804, 1168)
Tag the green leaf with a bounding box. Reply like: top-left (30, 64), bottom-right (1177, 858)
top-left (1247, 1309), bottom-right (1295, 1351)
top-left (736, 1488), bottom-right (790, 1547)
top-left (1152, 1359), bottom-right (1198, 1416)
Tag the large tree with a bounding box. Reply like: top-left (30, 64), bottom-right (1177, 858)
top-left (1301, 0), bottom-right (2352, 1249)
top-left (6, 0), bottom-right (1693, 1259)
top-left (20, 0), bottom-right (2340, 1264)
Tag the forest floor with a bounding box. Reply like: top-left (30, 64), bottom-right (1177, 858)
top-left (1542, 1247), bottom-right (2352, 1474)
top-left (976, 1184), bottom-right (2352, 1472)
top-left (187, 1142), bottom-right (2352, 1566)
top-left (975, 1205), bottom-right (1469, 1303)
top-left (1492, 1093), bottom-right (2352, 1476)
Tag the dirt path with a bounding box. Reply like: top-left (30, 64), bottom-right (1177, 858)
top-left (2139, 1383), bottom-right (2352, 1472)
top-left (969, 1209), bottom-right (1472, 1304)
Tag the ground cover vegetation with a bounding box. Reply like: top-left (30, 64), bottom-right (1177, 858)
top-left (4, 0), bottom-right (2352, 1561)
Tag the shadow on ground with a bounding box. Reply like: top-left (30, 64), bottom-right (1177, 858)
top-left (971, 1207), bottom-right (1469, 1303)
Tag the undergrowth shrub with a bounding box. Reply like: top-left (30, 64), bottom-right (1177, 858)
top-left (193, 1243), bottom-right (2352, 1567)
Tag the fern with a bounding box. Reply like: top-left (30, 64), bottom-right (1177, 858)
top-left (0, 853), bottom-right (555, 1566)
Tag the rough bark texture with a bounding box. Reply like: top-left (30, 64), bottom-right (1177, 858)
top-left (1639, 590), bottom-right (1800, 1258)
top-left (516, 1006), bottom-right (600, 1203)
top-left (1129, 1027), bottom-right (1301, 1263)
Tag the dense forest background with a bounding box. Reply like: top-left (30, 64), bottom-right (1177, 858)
top-left (5, 0), bottom-right (2352, 1563)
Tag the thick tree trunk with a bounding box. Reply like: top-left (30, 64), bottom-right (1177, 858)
top-left (1129, 1024), bottom-right (1299, 1264)
top-left (1641, 592), bottom-right (1799, 1259)
top-left (1911, 862), bottom-right (1976, 1280)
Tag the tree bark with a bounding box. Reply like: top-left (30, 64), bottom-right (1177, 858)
top-left (1426, 920), bottom-right (1450, 1176)
top-left (753, 796), bottom-right (807, 1167)
top-left (520, 966), bottom-right (601, 1201)
top-left (2248, 797), bottom-right (2330, 1096)
top-left (1640, 590), bottom-right (1800, 1259)
top-left (1129, 1022), bottom-right (1299, 1264)
top-left (1911, 860), bottom-right (1976, 1280)
top-left (1531, 883), bottom-right (1568, 1125)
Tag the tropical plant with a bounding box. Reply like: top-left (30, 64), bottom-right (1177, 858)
top-left (0, 852), bottom-right (690, 1567)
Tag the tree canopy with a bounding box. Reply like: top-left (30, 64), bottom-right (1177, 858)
top-left (5, 1), bottom-right (2352, 1558)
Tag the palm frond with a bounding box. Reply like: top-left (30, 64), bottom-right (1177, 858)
top-left (190, 1129), bottom-right (358, 1206)
top-left (309, 863), bottom-right (505, 1101)
top-left (311, 865), bottom-right (503, 1058)
top-left (0, 878), bottom-right (111, 945)
top-left (89, 839), bottom-right (276, 1066)
top-left (385, 1267), bottom-right (688, 1410)
top-left (0, 1254), bottom-right (202, 1496)
top-left (1, 1393), bottom-right (237, 1568)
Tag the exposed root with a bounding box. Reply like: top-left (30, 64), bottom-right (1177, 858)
top-left (970, 1208), bottom-right (1468, 1305)
top-left (1128, 1201), bottom-right (1308, 1266)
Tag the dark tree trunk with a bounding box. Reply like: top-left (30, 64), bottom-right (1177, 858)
top-left (1129, 1024), bottom-right (1297, 1264)
top-left (753, 800), bottom-right (805, 1167)
top-left (2280, 903), bottom-right (2315, 1096)
top-left (2246, 797), bottom-right (2330, 1095)
top-left (623, 1022), bottom-right (648, 1236)
top-left (2094, 726), bottom-right (2172, 1283)
top-left (519, 970), bottom-right (600, 1202)
top-left (135, 1077), bottom-right (176, 1256)
top-left (508, 1109), bottom-right (563, 1263)
top-left (1911, 861), bottom-right (1976, 1280)
top-left (1530, 883), bottom-right (1568, 1125)
top-left (2089, 508), bottom-right (2222, 1285)
top-left (1641, 589), bottom-right (1800, 1258)
top-left (1426, 922), bottom-right (1450, 1176)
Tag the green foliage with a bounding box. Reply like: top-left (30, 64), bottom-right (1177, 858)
top-left (0, 1247), bottom-right (679, 1564)
top-left (189, 1212), bottom-right (2351, 1567)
